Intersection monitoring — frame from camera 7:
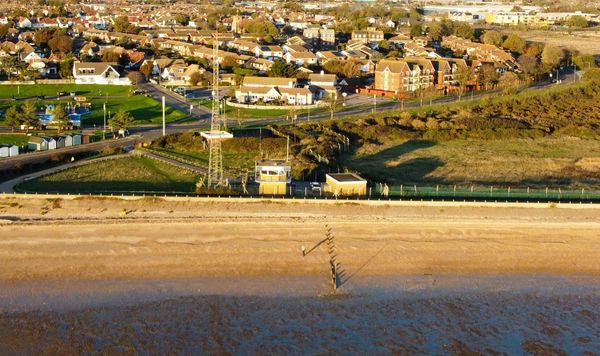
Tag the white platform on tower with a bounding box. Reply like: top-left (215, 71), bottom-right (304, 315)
top-left (201, 131), bottom-right (234, 140)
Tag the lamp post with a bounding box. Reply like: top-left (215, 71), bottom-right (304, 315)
top-left (372, 94), bottom-right (376, 113)
top-left (103, 102), bottom-right (106, 140)
top-left (342, 92), bottom-right (347, 107)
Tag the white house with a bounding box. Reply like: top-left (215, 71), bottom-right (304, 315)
top-left (0, 144), bottom-right (18, 157)
top-left (72, 62), bottom-right (131, 85)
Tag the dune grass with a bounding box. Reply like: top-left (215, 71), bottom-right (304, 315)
top-left (344, 137), bottom-right (600, 189)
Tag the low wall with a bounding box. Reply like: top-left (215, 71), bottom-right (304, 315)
top-left (226, 100), bottom-right (322, 110)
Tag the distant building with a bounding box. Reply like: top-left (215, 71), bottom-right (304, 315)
top-left (72, 62), bottom-right (130, 85)
top-left (324, 173), bottom-right (367, 196)
top-left (255, 159), bottom-right (291, 195)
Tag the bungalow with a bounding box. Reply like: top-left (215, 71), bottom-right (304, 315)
top-left (0, 144), bottom-right (18, 157)
top-left (235, 86), bottom-right (314, 105)
top-left (28, 136), bottom-right (56, 151)
top-left (242, 76), bottom-right (297, 88)
top-left (73, 62), bottom-right (131, 85)
top-left (285, 51), bottom-right (317, 67)
top-left (308, 72), bottom-right (338, 99)
top-left (254, 45), bottom-right (283, 60)
top-left (324, 173), bottom-right (367, 196)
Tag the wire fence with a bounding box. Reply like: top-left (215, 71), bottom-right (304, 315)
top-left (9, 183), bottom-right (600, 204)
top-left (374, 184), bottom-right (600, 202)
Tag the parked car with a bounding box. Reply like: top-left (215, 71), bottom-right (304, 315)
top-left (310, 182), bottom-right (321, 192)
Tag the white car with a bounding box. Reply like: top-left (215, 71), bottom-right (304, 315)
top-left (310, 182), bottom-right (321, 192)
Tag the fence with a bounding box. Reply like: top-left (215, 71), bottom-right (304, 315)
top-left (375, 184), bottom-right (600, 202)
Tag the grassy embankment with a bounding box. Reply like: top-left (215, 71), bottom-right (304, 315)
top-left (17, 156), bottom-right (201, 194)
top-left (274, 79), bottom-right (600, 189)
top-left (150, 133), bottom-right (287, 177)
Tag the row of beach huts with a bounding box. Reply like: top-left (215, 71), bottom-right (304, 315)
top-left (27, 134), bottom-right (89, 151)
top-left (0, 133), bottom-right (90, 158)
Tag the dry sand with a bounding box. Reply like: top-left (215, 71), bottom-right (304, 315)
top-left (1, 196), bottom-right (600, 353)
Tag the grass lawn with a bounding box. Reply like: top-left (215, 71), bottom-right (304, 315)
top-left (18, 156), bottom-right (201, 193)
top-left (0, 96), bottom-right (187, 127)
top-left (0, 133), bottom-right (30, 147)
top-left (344, 137), bottom-right (600, 189)
top-left (85, 97), bottom-right (187, 125)
top-left (0, 84), bottom-right (131, 98)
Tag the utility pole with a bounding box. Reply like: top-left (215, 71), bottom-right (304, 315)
top-left (162, 96), bottom-right (166, 136)
top-left (103, 102), bottom-right (106, 140)
top-left (207, 33), bottom-right (224, 188)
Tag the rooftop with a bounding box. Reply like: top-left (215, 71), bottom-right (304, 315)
top-left (327, 173), bottom-right (366, 183)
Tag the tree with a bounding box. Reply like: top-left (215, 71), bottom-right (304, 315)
top-left (410, 23), bottom-right (423, 37)
top-left (343, 60), bottom-right (361, 78)
top-left (566, 15), bottom-right (588, 28)
top-left (426, 20), bottom-right (453, 42)
top-left (0, 25), bottom-right (10, 39)
top-left (221, 56), bottom-right (238, 70)
top-left (34, 28), bottom-right (54, 48)
top-left (111, 16), bottom-right (139, 34)
top-left (582, 68), bottom-right (600, 84)
top-left (454, 65), bottom-right (474, 100)
top-left (518, 54), bottom-right (539, 76)
top-left (268, 59), bottom-right (297, 77)
top-left (108, 110), bottom-right (134, 131)
top-left (482, 30), bottom-right (503, 47)
top-left (4, 106), bottom-right (22, 132)
top-left (573, 54), bottom-right (596, 70)
top-left (174, 13), bottom-right (190, 26)
top-left (478, 65), bottom-right (500, 90)
top-left (128, 71), bottom-right (142, 85)
top-left (51, 105), bottom-right (70, 133)
top-left (541, 44), bottom-right (564, 68)
top-left (140, 60), bottom-right (153, 79)
top-left (59, 55), bottom-right (74, 78)
top-left (499, 71), bottom-right (520, 94)
top-left (22, 101), bottom-right (39, 132)
top-left (502, 34), bottom-right (525, 54)
top-left (189, 71), bottom-right (202, 86)
top-left (323, 93), bottom-right (338, 120)
top-left (453, 22), bottom-right (474, 40)
top-left (48, 35), bottom-right (73, 53)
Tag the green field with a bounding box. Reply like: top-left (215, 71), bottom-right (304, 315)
top-left (0, 133), bottom-right (30, 147)
top-left (17, 156), bottom-right (201, 193)
top-left (344, 137), bottom-right (600, 189)
top-left (85, 97), bottom-right (187, 125)
top-left (0, 96), bottom-right (187, 127)
top-left (0, 84), bottom-right (130, 98)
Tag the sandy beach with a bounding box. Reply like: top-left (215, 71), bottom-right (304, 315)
top-left (1, 195), bottom-right (600, 353)
top-left (1, 195), bottom-right (600, 281)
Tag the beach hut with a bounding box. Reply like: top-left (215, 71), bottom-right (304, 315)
top-left (72, 134), bottom-right (82, 145)
top-left (28, 136), bottom-right (55, 151)
top-left (324, 173), bottom-right (367, 196)
top-left (64, 135), bottom-right (73, 147)
top-left (55, 136), bottom-right (66, 149)
top-left (0, 144), bottom-right (18, 157)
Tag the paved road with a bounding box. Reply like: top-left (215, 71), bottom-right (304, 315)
top-left (137, 82), bottom-right (212, 121)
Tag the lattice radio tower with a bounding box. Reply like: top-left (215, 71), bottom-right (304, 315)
top-left (207, 33), bottom-right (224, 187)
